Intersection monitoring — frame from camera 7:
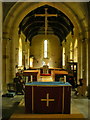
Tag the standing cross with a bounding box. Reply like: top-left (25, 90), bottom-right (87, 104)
top-left (35, 8), bottom-right (57, 38)
top-left (41, 93), bottom-right (55, 107)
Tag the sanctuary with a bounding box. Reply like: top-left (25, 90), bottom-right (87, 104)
top-left (23, 67), bottom-right (71, 114)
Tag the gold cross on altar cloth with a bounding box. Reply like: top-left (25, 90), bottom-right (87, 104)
top-left (41, 93), bottom-right (55, 107)
top-left (35, 8), bottom-right (57, 38)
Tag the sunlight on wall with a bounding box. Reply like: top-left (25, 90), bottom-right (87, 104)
top-left (18, 37), bottom-right (22, 67)
top-left (74, 39), bottom-right (78, 62)
top-left (28, 48), bottom-right (30, 67)
top-left (70, 42), bottom-right (73, 60)
top-left (87, 40), bottom-right (88, 86)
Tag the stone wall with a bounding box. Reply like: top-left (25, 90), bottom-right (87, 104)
top-left (30, 34), bottom-right (61, 68)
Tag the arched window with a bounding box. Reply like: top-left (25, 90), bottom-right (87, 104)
top-left (44, 40), bottom-right (48, 58)
top-left (18, 37), bottom-right (22, 67)
top-left (62, 47), bottom-right (65, 67)
top-left (30, 57), bottom-right (33, 68)
top-left (70, 42), bottom-right (73, 60)
top-left (74, 39), bottom-right (78, 62)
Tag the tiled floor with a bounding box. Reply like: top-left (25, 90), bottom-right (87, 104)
top-left (71, 97), bottom-right (88, 118)
top-left (2, 95), bottom-right (23, 120)
top-left (71, 91), bottom-right (89, 118)
top-left (2, 92), bottom-right (89, 120)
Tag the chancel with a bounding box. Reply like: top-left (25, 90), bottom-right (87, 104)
top-left (1, 2), bottom-right (89, 120)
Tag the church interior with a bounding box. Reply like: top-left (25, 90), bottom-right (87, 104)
top-left (0, 1), bottom-right (90, 120)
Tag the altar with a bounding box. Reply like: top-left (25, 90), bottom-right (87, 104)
top-left (25, 82), bottom-right (71, 114)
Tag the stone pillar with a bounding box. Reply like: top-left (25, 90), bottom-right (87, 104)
top-left (88, 35), bottom-right (90, 98)
top-left (77, 36), bottom-right (82, 83)
top-left (0, 2), bottom-right (2, 119)
top-left (10, 37), bottom-right (15, 79)
top-left (2, 3), bottom-right (8, 94)
top-left (10, 27), bottom-right (19, 79)
top-left (82, 39), bottom-right (87, 80)
top-left (0, 2), bottom-right (2, 88)
top-left (88, 2), bottom-right (90, 99)
top-left (78, 32), bottom-right (87, 96)
top-left (3, 25), bottom-right (14, 93)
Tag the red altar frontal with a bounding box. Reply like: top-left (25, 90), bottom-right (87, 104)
top-left (25, 82), bottom-right (71, 114)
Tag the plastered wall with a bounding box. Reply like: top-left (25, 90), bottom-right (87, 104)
top-left (30, 34), bottom-right (62, 68)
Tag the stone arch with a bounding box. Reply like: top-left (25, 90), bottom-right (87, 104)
top-left (3, 2), bottom-right (88, 93)
top-left (4, 2), bottom-right (85, 36)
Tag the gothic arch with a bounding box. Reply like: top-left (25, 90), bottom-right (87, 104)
top-left (3, 2), bottom-right (88, 91)
top-left (4, 2), bottom-right (87, 38)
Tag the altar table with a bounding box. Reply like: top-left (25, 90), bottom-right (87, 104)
top-left (25, 82), bottom-right (71, 114)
